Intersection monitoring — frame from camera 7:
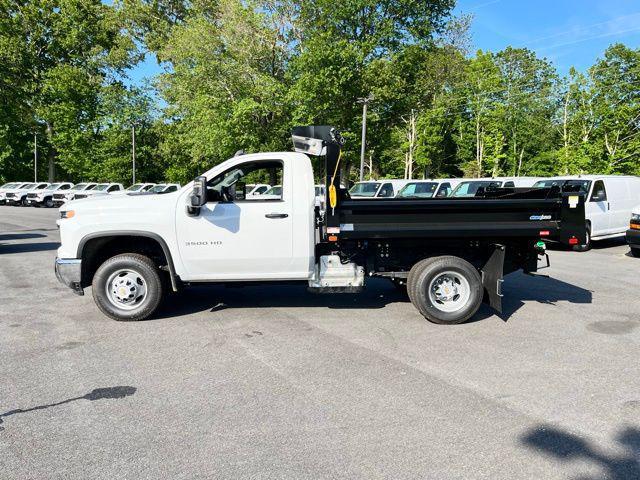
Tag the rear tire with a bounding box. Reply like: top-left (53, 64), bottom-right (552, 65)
top-left (631, 247), bottom-right (640, 258)
top-left (409, 256), bottom-right (483, 325)
top-left (92, 253), bottom-right (163, 321)
top-left (573, 226), bottom-right (591, 252)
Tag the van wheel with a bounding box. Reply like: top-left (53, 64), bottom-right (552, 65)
top-left (573, 227), bottom-right (591, 252)
top-left (409, 256), bottom-right (483, 325)
top-left (92, 253), bottom-right (163, 321)
top-left (631, 248), bottom-right (640, 258)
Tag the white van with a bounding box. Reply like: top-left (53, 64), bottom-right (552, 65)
top-left (533, 175), bottom-right (640, 249)
top-left (396, 179), bottom-right (462, 199)
top-left (349, 180), bottom-right (410, 199)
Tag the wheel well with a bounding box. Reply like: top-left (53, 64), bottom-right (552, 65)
top-left (80, 235), bottom-right (171, 288)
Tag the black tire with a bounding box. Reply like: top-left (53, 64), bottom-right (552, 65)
top-left (409, 256), bottom-right (483, 325)
top-left (631, 247), bottom-right (640, 258)
top-left (20, 197), bottom-right (28, 207)
top-left (92, 253), bottom-right (163, 321)
top-left (44, 197), bottom-right (54, 208)
top-left (407, 257), bottom-right (438, 306)
top-left (573, 225), bottom-right (591, 252)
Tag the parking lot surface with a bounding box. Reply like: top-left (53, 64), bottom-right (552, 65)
top-left (1, 205), bottom-right (639, 479)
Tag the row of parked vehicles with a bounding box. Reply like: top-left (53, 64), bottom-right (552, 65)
top-left (0, 182), bottom-right (181, 207)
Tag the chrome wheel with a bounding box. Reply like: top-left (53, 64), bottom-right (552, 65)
top-left (428, 271), bottom-right (471, 313)
top-left (105, 269), bottom-right (148, 311)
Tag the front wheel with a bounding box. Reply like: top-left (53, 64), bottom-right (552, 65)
top-left (92, 253), bottom-right (163, 321)
top-left (409, 256), bottom-right (483, 325)
top-left (44, 197), bottom-right (54, 208)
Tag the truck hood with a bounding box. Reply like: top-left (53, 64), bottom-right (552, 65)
top-left (63, 190), bottom-right (179, 213)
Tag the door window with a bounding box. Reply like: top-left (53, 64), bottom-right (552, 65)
top-left (436, 183), bottom-right (452, 197)
top-left (107, 185), bottom-right (119, 192)
top-left (591, 180), bottom-right (607, 202)
top-left (503, 181), bottom-right (515, 187)
top-left (207, 161), bottom-right (283, 202)
top-left (377, 183), bottom-right (394, 197)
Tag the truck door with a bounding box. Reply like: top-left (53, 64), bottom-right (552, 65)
top-left (176, 158), bottom-right (305, 281)
top-left (588, 180), bottom-right (610, 237)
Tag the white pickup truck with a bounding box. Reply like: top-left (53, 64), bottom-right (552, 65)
top-left (56, 126), bottom-right (586, 324)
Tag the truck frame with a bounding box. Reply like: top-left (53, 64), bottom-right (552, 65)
top-left (55, 126), bottom-right (586, 324)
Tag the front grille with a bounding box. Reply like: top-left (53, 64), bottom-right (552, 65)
top-left (6, 193), bottom-right (16, 198)
top-left (53, 193), bottom-right (65, 200)
top-left (27, 193), bottom-right (37, 199)
top-left (74, 194), bottom-right (87, 199)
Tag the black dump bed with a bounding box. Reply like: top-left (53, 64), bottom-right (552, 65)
top-left (336, 188), bottom-right (586, 246)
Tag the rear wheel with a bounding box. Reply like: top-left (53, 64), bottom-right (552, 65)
top-left (573, 225), bottom-right (591, 252)
top-left (409, 256), bottom-right (483, 325)
top-left (631, 247), bottom-right (640, 258)
top-left (92, 253), bottom-right (163, 321)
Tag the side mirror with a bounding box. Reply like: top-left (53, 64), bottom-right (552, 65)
top-left (187, 176), bottom-right (207, 215)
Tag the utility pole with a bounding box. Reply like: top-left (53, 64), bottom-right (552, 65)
top-left (357, 94), bottom-right (374, 182)
top-left (34, 132), bottom-right (37, 182)
top-left (132, 124), bottom-right (136, 184)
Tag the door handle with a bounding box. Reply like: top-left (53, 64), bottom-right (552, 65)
top-left (265, 213), bottom-right (288, 219)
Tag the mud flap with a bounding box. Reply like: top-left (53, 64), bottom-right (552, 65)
top-left (481, 244), bottom-right (505, 313)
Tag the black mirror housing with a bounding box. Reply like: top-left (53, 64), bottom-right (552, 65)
top-left (190, 176), bottom-right (207, 207)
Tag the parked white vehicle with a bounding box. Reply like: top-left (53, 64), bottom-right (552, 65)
top-left (0, 182), bottom-right (27, 204)
top-left (146, 183), bottom-right (181, 194)
top-left (5, 182), bottom-right (50, 206)
top-left (72, 183), bottom-right (124, 200)
top-left (349, 180), bottom-right (410, 199)
top-left (53, 183), bottom-right (98, 206)
top-left (533, 175), bottom-right (640, 249)
top-left (112, 183), bottom-right (156, 195)
top-left (627, 205), bottom-right (640, 257)
top-left (245, 183), bottom-right (271, 197)
top-left (26, 182), bottom-right (74, 207)
top-left (396, 179), bottom-right (462, 199)
top-left (450, 177), bottom-right (541, 198)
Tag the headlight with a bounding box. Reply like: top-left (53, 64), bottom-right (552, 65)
top-left (632, 214), bottom-right (640, 222)
top-left (60, 210), bottom-right (75, 219)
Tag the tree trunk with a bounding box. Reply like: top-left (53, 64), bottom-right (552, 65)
top-left (46, 122), bottom-right (55, 181)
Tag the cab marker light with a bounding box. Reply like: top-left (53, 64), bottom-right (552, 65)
top-left (328, 235), bottom-right (338, 242)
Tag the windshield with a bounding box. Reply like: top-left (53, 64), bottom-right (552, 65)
top-left (1, 183), bottom-right (16, 189)
top-left (265, 186), bottom-right (282, 196)
top-left (564, 180), bottom-right (591, 193)
top-left (150, 185), bottom-right (167, 193)
top-left (349, 182), bottom-right (380, 197)
top-left (533, 179), bottom-right (564, 188)
top-left (45, 183), bottom-right (61, 190)
top-left (126, 184), bottom-right (145, 191)
top-left (93, 184), bottom-right (110, 191)
top-left (21, 183), bottom-right (36, 189)
top-left (451, 181), bottom-right (501, 197)
top-left (397, 182), bottom-right (438, 198)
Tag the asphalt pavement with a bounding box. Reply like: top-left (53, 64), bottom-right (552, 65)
top-left (1, 205), bottom-right (639, 479)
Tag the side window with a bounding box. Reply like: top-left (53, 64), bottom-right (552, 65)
top-left (503, 181), bottom-right (515, 187)
top-left (591, 180), bottom-right (607, 202)
top-left (166, 186), bottom-right (177, 193)
top-left (108, 185), bottom-right (118, 192)
top-left (378, 183), bottom-right (394, 198)
top-left (436, 183), bottom-right (451, 197)
top-left (207, 160), bottom-right (283, 202)
top-left (61, 184), bottom-right (71, 190)
top-left (256, 186), bottom-right (269, 194)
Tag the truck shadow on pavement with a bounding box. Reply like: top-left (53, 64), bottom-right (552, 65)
top-left (156, 275), bottom-right (591, 323)
top-left (474, 273), bottom-right (593, 322)
top-left (0, 233), bottom-right (46, 241)
top-left (0, 386), bottom-right (136, 432)
top-left (521, 424), bottom-right (640, 479)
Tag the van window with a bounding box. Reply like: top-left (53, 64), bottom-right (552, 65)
top-left (503, 181), bottom-right (515, 187)
top-left (436, 183), bottom-right (452, 197)
top-left (590, 180), bottom-right (607, 202)
top-left (377, 183), bottom-right (394, 197)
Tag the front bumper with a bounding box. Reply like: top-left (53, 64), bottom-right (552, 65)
top-left (54, 258), bottom-right (84, 295)
top-left (626, 228), bottom-right (640, 248)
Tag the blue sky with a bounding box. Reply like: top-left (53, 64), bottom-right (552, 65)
top-left (128, 0), bottom-right (640, 86)
top-left (455, 0), bottom-right (640, 74)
